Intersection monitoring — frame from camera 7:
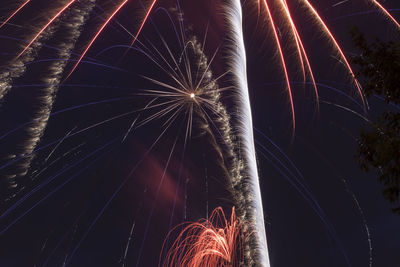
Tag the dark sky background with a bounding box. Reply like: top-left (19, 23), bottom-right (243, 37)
top-left (0, 0), bottom-right (399, 266)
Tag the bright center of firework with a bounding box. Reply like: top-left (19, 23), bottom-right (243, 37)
top-left (190, 93), bottom-right (195, 99)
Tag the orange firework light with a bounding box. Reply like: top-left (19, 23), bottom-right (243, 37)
top-left (160, 207), bottom-right (246, 267)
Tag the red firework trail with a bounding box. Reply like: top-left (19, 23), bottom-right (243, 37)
top-left (129, 0), bottom-right (158, 47)
top-left (66, 0), bottom-right (157, 78)
top-left (372, 0), bottom-right (400, 29)
top-left (65, 0), bottom-right (129, 79)
top-left (16, 0), bottom-right (77, 59)
top-left (254, 0), bottom-right (399, 130)
top-left (0, 0), bottom-right (31, 29)
top-left (261, 0), bottom-right (296, 132)
top-left (302, 0), bottom-right (366, 107)
top-left (279, 0), bottom-right (319, 110)
top-left (160, 207), bottom-right (245, 267)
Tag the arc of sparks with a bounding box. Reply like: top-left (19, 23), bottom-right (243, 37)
top-left (278, 0), bottom-right (319, 110)
top-left (278, 0), bottom-right (306, 80)
top-left (301, 0), bottom-right (366, 107)
top-left (371, 0), bottom-right (400, 29)
top-left (262, 0), bottom-right (296, 132)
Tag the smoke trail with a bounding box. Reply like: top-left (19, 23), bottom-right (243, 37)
top-left (0, 20), bottom-right (59, 191)
top-left (0, 25), bottom-right (55, 103)
top-left (190, 36), bottom-right (246, 220)
top-left (183, 34), bottom-right (243, 202)
top-left (2, 0), bottom-right (96, 190)
top-left (224, 1), bottom-right (270, 266)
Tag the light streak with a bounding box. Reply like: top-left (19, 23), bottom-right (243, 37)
top-left (226, 1), bottom-right (269, 265)
top-left (371, 0), bottom-right (400, 29)
top-left (278, 0), bottom-right (319, 110)
top-left (129, 0), bottom-right (158, 47)
top-left (342, 178), bottom-right (373, 267)
top-left (0, 0), bottom-right (31, 29)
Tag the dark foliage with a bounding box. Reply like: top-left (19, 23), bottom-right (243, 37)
top-left (351, 28), bottom-right (400, 214)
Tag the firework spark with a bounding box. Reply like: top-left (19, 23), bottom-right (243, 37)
top-left (0, 1), bottom-right (399, 266)
top-left (161, 206), bottom-right (245, 267)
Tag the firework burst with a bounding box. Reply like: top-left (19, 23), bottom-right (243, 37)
top-left (161, 206), bottom-right (245, 267)
top-left (0, 1), bottom-right (399, 266)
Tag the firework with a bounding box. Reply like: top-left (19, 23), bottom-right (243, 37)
top-left (126, 16), bottom-right (248, 264)
top-left (2, 0), bottom-right (398, 128)
top-left (0, 1), bottom-right (399, 266)
top-left (161, 206), bottom-right (245, 267)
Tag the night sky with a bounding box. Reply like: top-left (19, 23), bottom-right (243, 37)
top-left (0, 0), bottom-right (399, 266)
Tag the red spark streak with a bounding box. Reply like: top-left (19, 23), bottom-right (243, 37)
top-left (129, 0), bottom-right (158, 47)
top-left (279, 0), bottom-right (306, 80)
top-left (161, 207), bottom-right (244, 267)
top-left (301, 0), bottom-right (366, 107)
top-left (17, 0), bottom-right (76, 59)
top-left (0, 0), bottom-right (31, 29)
top-left (65, 0), bottom-right (129, 79)
top-left (280, 0), bottom-right (319, 109)
top-left (371, 0), bottom-right (400, 29)
top-left (262, 0), bottom-right (296, 133)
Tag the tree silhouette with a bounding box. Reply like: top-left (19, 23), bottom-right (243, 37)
top-left (351, 28), bottom-right (400, 214)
